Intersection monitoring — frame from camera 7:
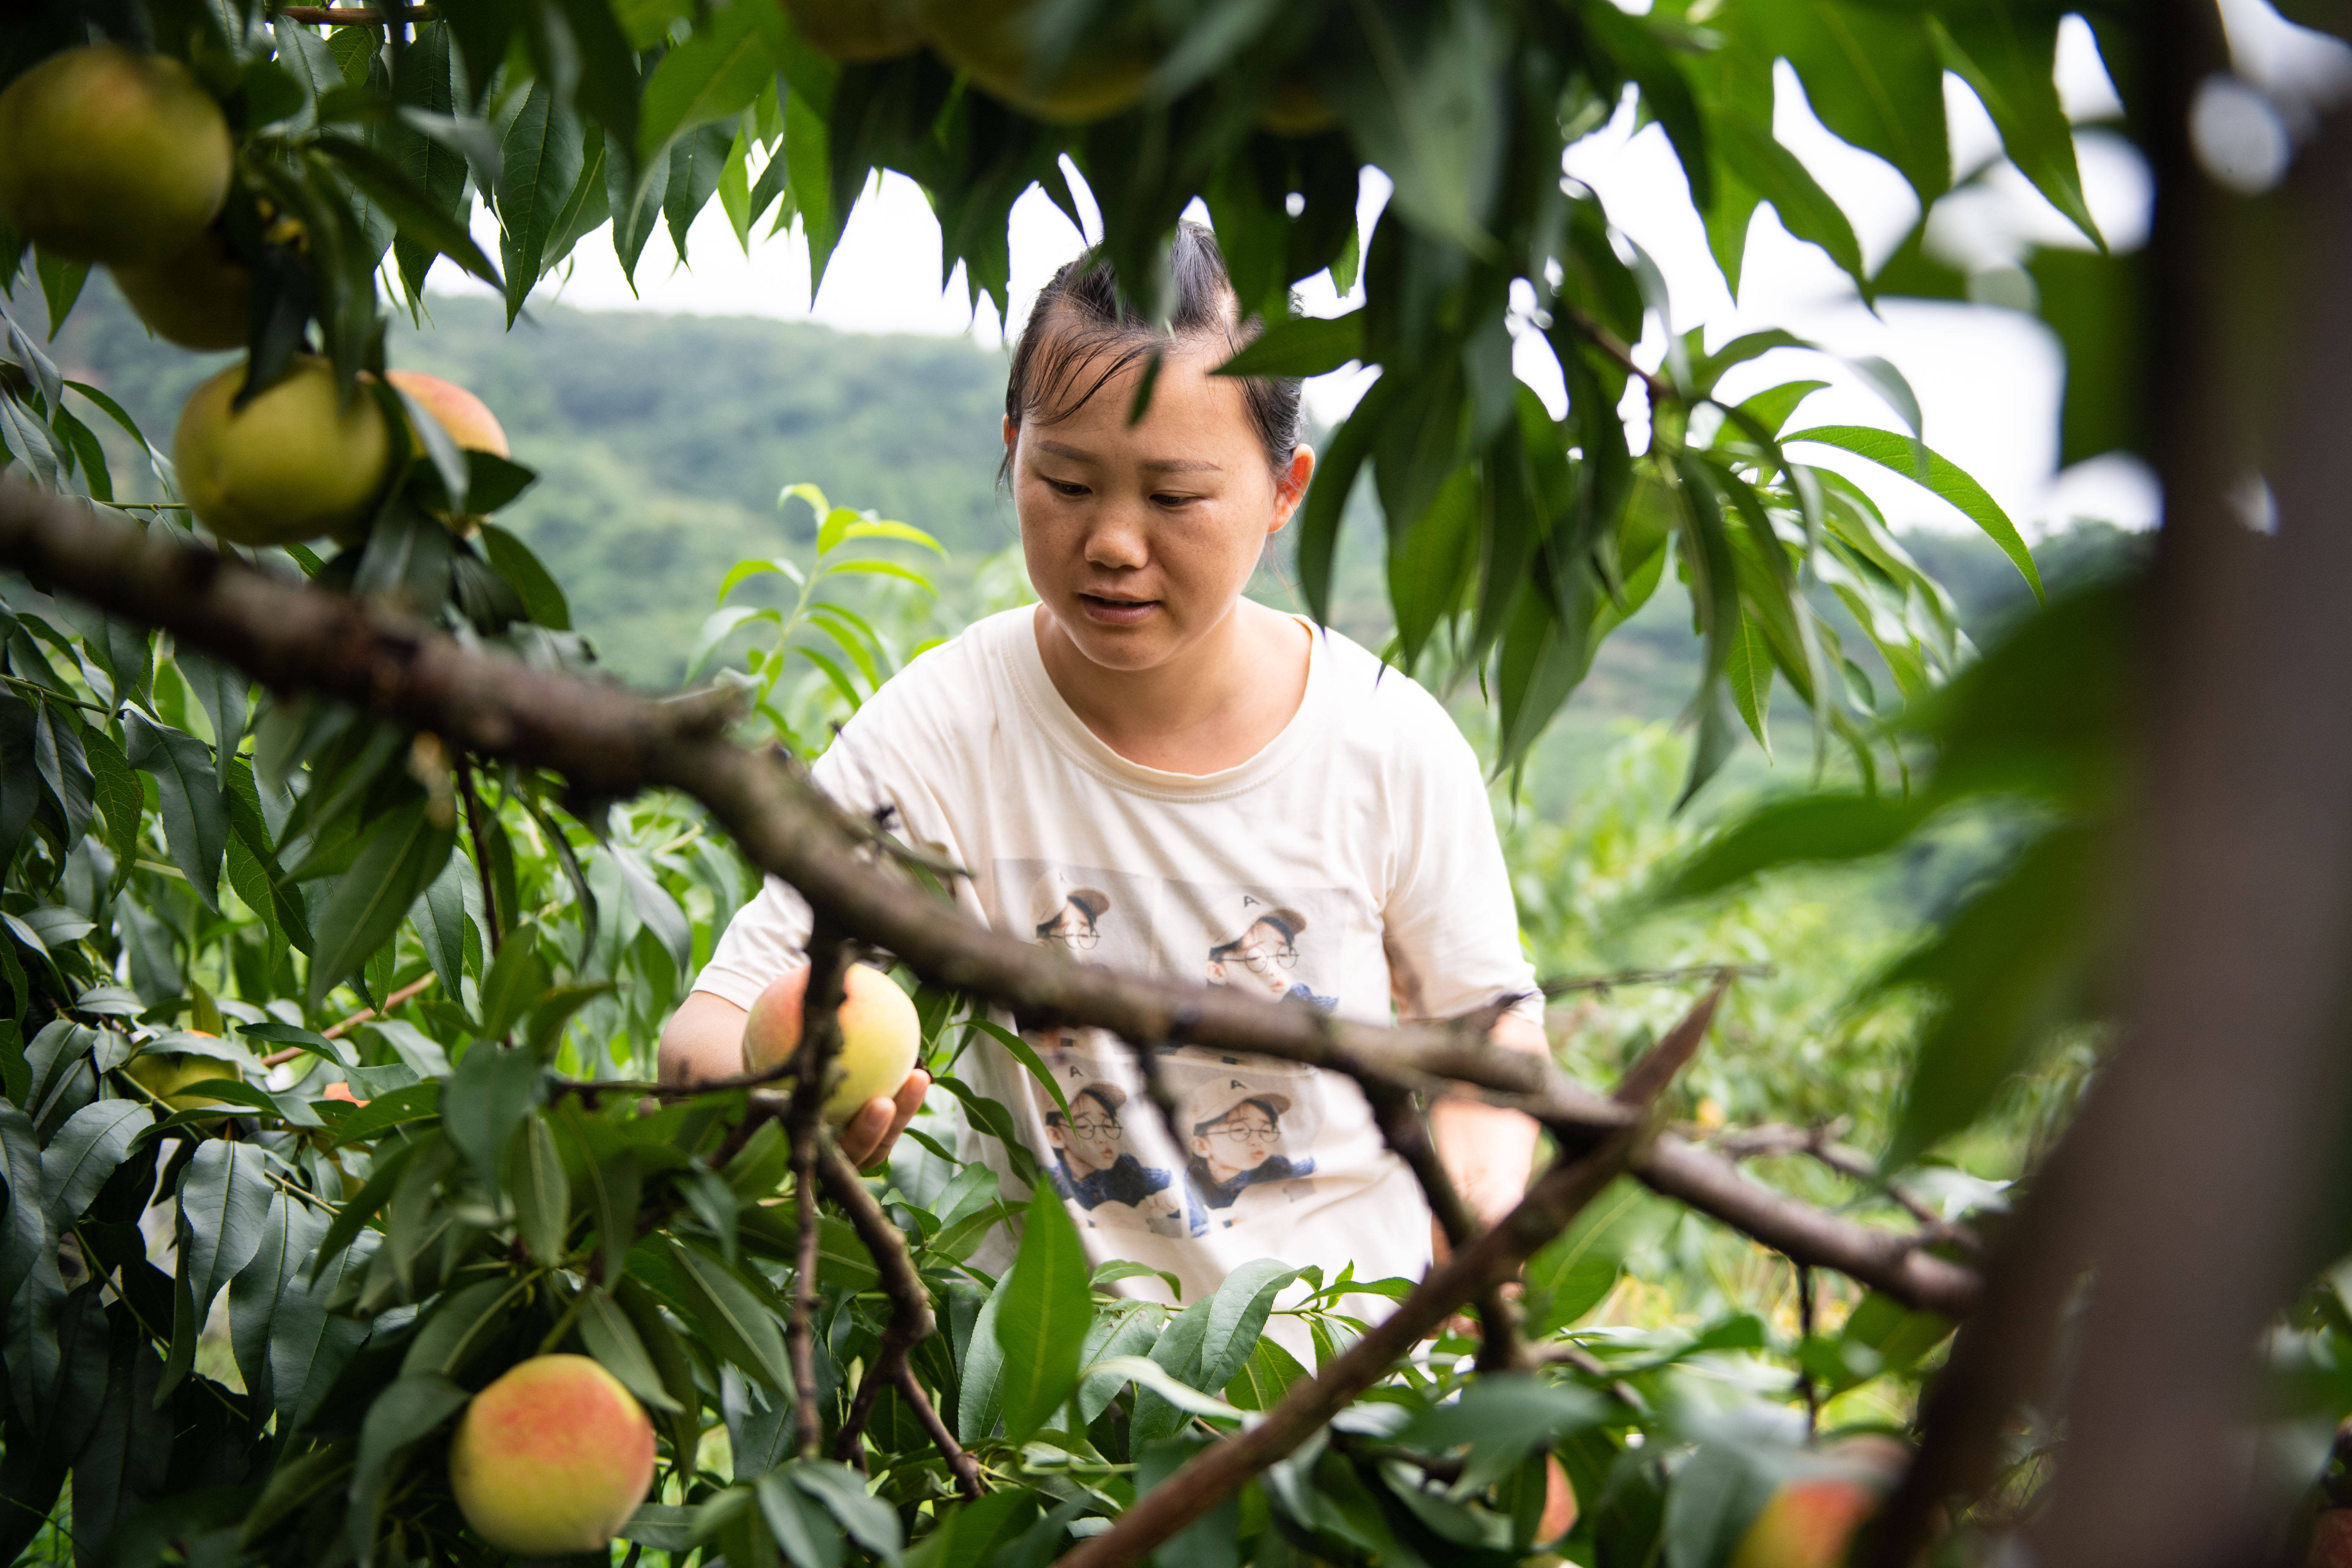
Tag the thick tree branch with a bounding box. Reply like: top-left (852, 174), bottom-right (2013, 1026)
top-left (0, 487), bottom-right (1978, 1315)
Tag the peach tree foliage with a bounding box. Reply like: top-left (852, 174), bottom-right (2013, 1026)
top-left (0, 0), bottom-right (2189, 1564)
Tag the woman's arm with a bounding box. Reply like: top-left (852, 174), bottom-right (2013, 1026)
top-left (1429, 1010), bottom-right (1549, 1230)
top-left (658, 990), bottom-right (929, 1171)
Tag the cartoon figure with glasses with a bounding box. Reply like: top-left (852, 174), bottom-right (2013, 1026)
top-left (1205, 894), bottom-right (1336, 1010)
top-left (1183, 1078), bottom-right (1316, 1217)
top-left (1042, 1081), bottom-right (1189, 1235)
top-left (1030, 872), bottom-right (1111, 956)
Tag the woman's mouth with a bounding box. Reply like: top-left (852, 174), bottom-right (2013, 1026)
top-left (1079, 593), bottom-right (1157, 625)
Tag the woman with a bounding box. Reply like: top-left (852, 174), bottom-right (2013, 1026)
top-left (659, 222), bottom-right (1546, 1315)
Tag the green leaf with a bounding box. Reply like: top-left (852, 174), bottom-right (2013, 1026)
top-left (637, 0), bottom-right (784, 167)
top-left (503, 1113), bottom-right (570, 1263)
top-left (81, 720), bottom-right (140, 876)
top-left (275, 1232), bottom-right (377, 1428)
top-left (347, 1373), bottom-right (468, 1560)
top-left (122, 710), bottom-right (227, 911)
top-left (496, 80), bottom-right (585, 324)
top-left (668, 1238), bottom-right (793, 1394)
top-left (1214, 311), bottom-right (1364, 378)
top-left (578, 1287), bottom-right (683, 1413)
top-left (399, 1276), bottom-right (520, 1379)
top-left (1930, 10), bottom-right (2099, 247)
top-left (441, 1043), bottom-right (543, 1189)
top-left (1399, 1374), bottom-right (1607, 1494)
top-left (41, 1099), bottom-right (151, 1227)
top-left (1713, 114), bottom-right (1865, 296)
top-left (993, 1183), bottom-right (1091, 1444)
top-left (1785, 425), bottom-right (2043, 602)
top-left (1881, 825), bottom-right (2101, 1170)
top-left (1662, 794), bottom-right (1935, 901)
top-left (2029, 246), bottom-right (2148, 464)
top-left (1661, 1441), bottom-right (1780, 1568)
top-left (305, 796), bottom-right (455, 1006)
top-left (1197, 1258), bottom-right (1299, 1393)
top-left (158, 1139), bottom-right (273, 1404)
top-left (478, 523), bottom-right (571, 628)
top-left (789, 1460), bottom-right (903, 1564)
top-left (1723, 615), bottom-right (1775, 756)
top-left (1724, 0), bottom-right (1949, 206)
top-left (313, 137), bottom-right (503, 287)
top-left (757, 1468), bottom-right (843, 1568)
top-left (414, 855), bottom-right (469, 1007)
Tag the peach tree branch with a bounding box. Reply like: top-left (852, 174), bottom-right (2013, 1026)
top-left (0, 483), bottom-right (1979, 1318)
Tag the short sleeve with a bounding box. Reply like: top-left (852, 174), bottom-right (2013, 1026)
top-left (692, 649), bottom-right (972, 1009)
top-left (1376, 698), bottom-right (1541, 1026)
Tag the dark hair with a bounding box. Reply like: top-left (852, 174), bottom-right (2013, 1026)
top-left (1046, 1084), bottom-right (1124, 1128)
top-left (1002, 221), bottom-right (1303, 481)
top-left (1208, 912), bottom-right (1299, 965)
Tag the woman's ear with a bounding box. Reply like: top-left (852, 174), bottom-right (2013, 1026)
top-left (1002, 416), bottom-right (1020, 461)
top-left (1269, 444), bottom-right (1317, 532)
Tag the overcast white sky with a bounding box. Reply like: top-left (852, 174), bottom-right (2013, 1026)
top-left (427, 0), bottom-right (2352, 542)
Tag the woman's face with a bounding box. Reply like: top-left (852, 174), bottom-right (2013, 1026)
top-left (1192, 1102), bottom-right (1281, 1182)
top-left (1006, 334), bottom-right (1314, 674)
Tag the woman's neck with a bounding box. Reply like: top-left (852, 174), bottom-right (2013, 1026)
top-left (1032, 599), bottom-right (1311, 775)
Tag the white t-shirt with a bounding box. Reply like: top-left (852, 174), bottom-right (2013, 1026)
top-left (695, 606), bottom-right (1541, 1317)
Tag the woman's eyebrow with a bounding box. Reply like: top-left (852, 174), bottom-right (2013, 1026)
top-left (1032, 438), bottom-right (1222, 474)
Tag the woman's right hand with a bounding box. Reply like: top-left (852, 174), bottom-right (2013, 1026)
top-left (659, 990), bottom-right (929, 1171)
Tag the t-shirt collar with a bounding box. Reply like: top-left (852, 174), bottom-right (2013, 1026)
top-left (997, 605), bottom-right (1330, 798)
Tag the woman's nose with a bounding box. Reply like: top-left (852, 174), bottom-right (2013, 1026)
top-left (1082, 501), bottom-right (1151, 569)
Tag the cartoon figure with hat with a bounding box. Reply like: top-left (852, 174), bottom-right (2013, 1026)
top-left (1042, 1081), bottom-right (1189, 1235)
top-left (1031, 871), bottom-right (1111, 955)
top-left (1206, 893), bottom-right (1335, 1010)
top-left (1183, 1075), bottom-right (1317, 1215)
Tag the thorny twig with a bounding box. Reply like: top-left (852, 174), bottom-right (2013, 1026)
top-left (257, 973), bottom-right (436, 1067)
top-left (1709, 1121), bottom-right (1983, 1257)
top-left (820, 1146), bottom-right (985, 1498)
top-left (788, 929), bottom-right (849, 1461)
top-left (1539, 962), bottom-right (1775, 997)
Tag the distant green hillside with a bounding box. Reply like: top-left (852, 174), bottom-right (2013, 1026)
top-left (16, 275), bottom-right (2135, 782)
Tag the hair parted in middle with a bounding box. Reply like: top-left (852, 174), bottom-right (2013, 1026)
top-left (1001, 219), bottom-right (1305, 482)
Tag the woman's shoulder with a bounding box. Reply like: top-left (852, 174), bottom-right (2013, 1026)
top-left (844, 606), bottom-right (1028, 731)
top-left (1309, 625), bottom-right (1477, 759)
top-left (814, 607), bottom-right (1027, 778)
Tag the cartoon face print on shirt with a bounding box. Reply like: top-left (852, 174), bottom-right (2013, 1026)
top-left (1029, 870), bottom-right (1111, 957)
top-left (1035, 1072), bottom-right (1191, 1236)
top-left (1179, 1072), bottom-right (1320, 1218)
top-left (1204, 892), bottom-right (1338, 1011)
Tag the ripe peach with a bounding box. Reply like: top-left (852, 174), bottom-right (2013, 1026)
top-left (110, 226), bottom-right (251, 350)
top-left (448, 1354), bottom-right (654, 1556)
top-left (174, 355), bottom-right (392, 545)
top-left (786, 0), bottom-right (923, 60)
top-left (1537, 1454), bottom-right (1578, 1542)
top-left (0, 44), bottom-right (231, 264)
top-left (741, 962), bottom-right (920, 1126)
top-left (1727, 1475), bottom-right (1882, 1568)
top-left (2312, 1509), bottom-right (2352, 1568)
top-left (385, 370), bottom-right (510, 459)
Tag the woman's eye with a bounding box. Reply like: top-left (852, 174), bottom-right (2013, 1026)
top-left (1045, 478), bottom-right (1089, 498)
top-left (1152, 492), bottom-right (1200, 509)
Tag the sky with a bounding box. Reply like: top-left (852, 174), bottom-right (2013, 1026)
top-left (427, 0), bottom-right (2352, 542)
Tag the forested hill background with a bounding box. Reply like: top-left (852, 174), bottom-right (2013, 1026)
top-left (21, 276), bottom-right (2138, 742)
